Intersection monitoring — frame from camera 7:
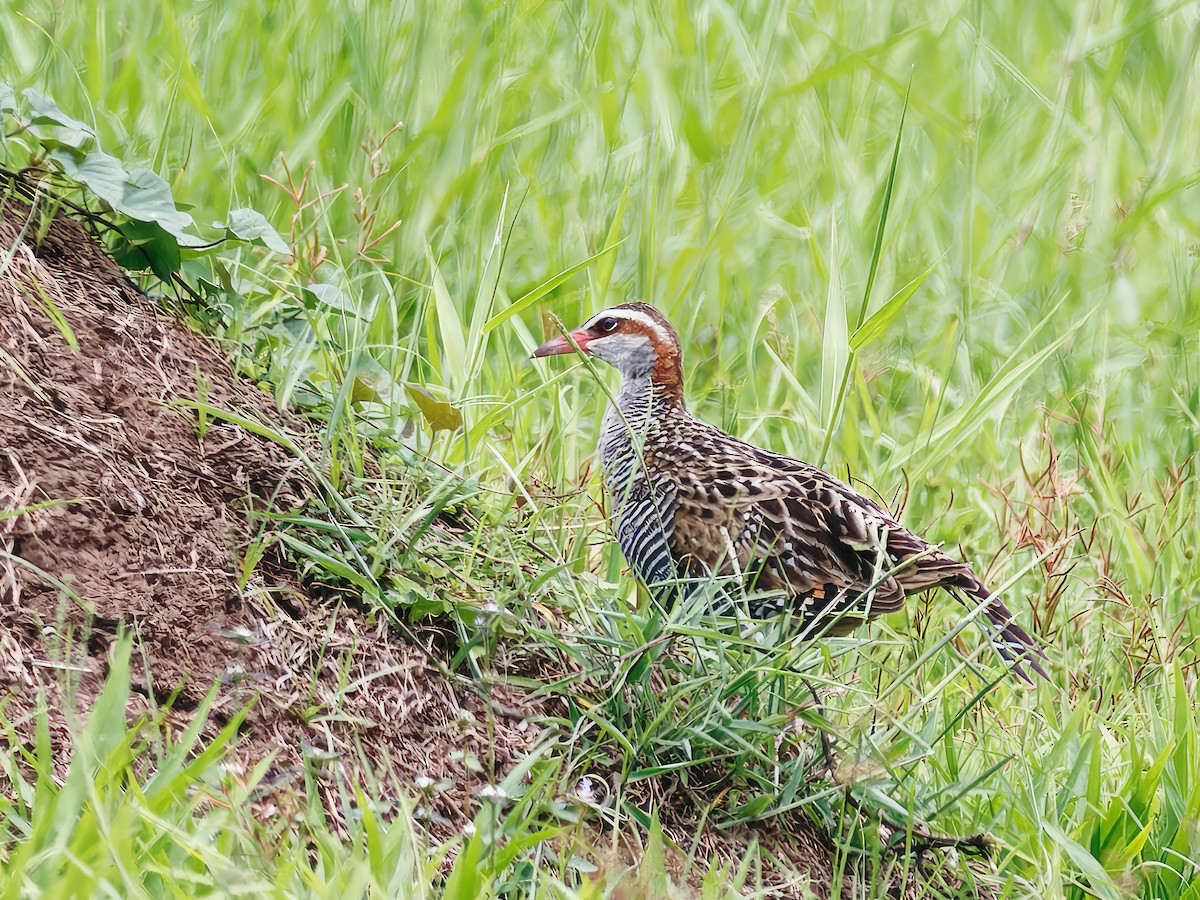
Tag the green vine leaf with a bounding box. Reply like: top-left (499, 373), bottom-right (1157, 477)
top-left (110, 220), bottom-right (183, 281)
top-left (405, 383), bottom-right (463, 433)
top-left (6, 87), bottom-right (287, 279)
top-left (24, 89), bottom-right (96, 151)
top-left (118, 167), bottom-right (197, 239)
top-left (220, 208), bottom-right (289, 254)
top-left (47, 148), bottom-right (201, 244)
top-left (48, 148), bottom-right (129, 207)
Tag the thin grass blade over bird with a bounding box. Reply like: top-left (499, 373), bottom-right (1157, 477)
top-left (532, 303), bottom-right (1049, 683)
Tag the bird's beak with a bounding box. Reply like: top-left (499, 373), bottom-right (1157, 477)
top-left (531, 329), bottom-right (590, 358)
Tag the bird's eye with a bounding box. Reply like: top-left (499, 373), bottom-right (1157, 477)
top-left (596, 316), bottom-right (619, 333)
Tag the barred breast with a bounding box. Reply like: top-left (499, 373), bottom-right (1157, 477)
top-left (598, 387), bottom-right (681, 591)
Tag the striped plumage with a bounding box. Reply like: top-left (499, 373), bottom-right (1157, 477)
top-left (533, 302), bottom-right (1048, 682)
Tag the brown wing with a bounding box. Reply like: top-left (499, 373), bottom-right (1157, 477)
top-left (638, 418), bottom-right (1048, 680)
top-left (663, 424), bottom-right (970, 629)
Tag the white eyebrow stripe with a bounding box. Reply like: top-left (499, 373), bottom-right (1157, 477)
top-left (585, 308), bottom-right (668, 341)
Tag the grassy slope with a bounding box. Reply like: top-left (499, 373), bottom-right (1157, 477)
top-left (3, 0), bottom-right (1200, 896)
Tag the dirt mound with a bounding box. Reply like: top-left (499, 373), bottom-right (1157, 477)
top-left (0, 204), bottom-right (543, 834)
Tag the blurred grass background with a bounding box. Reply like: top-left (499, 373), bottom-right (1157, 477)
top-left (4, 0), bottom-right (1200, 896)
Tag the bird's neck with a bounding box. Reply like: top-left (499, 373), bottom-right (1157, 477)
top-left (603, 367), bottom-right (686, 445)
top-left (617, 347), bottom-right (685, 408)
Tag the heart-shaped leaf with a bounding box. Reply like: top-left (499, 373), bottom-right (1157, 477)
top-left (46, 149), bottom-right (205, 247)
top-left (405, 383), bottom-right (463, 433)
top-left (48, 148), bottom-right (128, 207)
top-left (349, 357), bottom-right (395, 406)
top-left (110, 220), bottom-right (183, 281)
top-left (24, 89), bottom-right (96, 150)
top-left (220, 208), bottom-right (289, 254)
top-left (119, 167), bottom-right (195, 239)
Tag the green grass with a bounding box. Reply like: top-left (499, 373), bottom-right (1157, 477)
top-left (3, 0), bottom-right (1200, 896)
top-left (0, 633), bottom-right (441, 897)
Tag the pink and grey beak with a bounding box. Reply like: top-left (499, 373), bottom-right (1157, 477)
top-left (531, 329), bottom-right (591, 358)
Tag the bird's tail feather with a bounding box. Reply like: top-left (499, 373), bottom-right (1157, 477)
top-left (954, 576), bottom-right (1049, 684)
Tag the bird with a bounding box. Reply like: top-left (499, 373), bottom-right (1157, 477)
top-left (532, 302), bottom-right (1048, 682)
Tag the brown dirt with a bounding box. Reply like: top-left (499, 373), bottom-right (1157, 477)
top-left (0, 204), bottom-right (543, 837)
top-left (0, 199), bottom-right (989, 898)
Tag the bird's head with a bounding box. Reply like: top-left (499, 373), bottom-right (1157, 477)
top-left (531, 303), bottom-right (682, 388)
